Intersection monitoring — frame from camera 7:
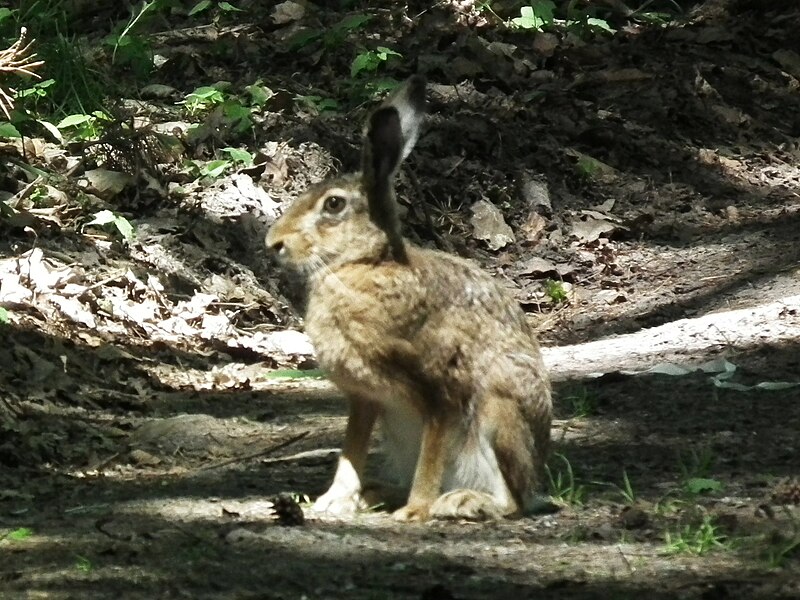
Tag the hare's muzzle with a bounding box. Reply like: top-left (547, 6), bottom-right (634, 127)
top-left (265, 225), bottom-right (289, 260)
top-left (267, 239), bottom-right (285, 256)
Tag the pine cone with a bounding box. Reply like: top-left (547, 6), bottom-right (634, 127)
top-left (770, 478), bottom-right (800, 505)
top-left (271, 493), bottom-right (305, 526)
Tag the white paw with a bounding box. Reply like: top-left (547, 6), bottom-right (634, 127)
top-left (392, 502), bottom-right (431, 522)
top-left (430, 489), bottom-right (506, 521)
top-left (311, 489), bottom-right (367, 517)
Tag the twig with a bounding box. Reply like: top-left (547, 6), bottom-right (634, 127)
top-left (199, 431), bottom-right (310, 471)
top-left (0, 28), bottom-right (44, 119)
top-left (617, 544), bottom-right (635, 573)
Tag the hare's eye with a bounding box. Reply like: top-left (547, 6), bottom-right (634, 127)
top-left (322, 195), bottom-right (346, 214)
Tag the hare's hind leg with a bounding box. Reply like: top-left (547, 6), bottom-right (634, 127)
top-left (429, 424), bottom-right (522, 521)
top-left (312, 398), bottom-right (379, 516)
top-left (431, 388), bottom-right (549, 521)
top-left (392, 415), bottom-right (452, 522)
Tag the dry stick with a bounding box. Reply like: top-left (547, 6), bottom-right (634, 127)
top-left (199, 431), bottom-right (310, 471)
top-left (0, 28), bottom-right (44, 118)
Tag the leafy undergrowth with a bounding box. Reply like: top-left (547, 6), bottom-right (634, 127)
top-left (2, 0), bottom-right (800, 598)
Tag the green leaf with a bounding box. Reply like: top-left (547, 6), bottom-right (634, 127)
top-left (87, 210), bottom-right (116, 226)
top-left (221, 147), bottom-right (253, 165)
top-left (298, 95), bottom-right (339, 114)
top-left (0, 8), bottom-right (15, 24)
top-left (37, 119), bottom-right (63, 142)
top-left (56, 114), bottom-right (93, 129)
top-left (334, 14), bottom-right (372, 32)
top-left (351, 52), bottom-right (376, 77)
top-left (7, 527), bottom-right (33, 541)
top-left (533, 0), bottom-right (555, 23)
top-left (288, 29), bottom-right (324, 50)
top-left (186, 86), bottom-right (224, 101)
top-left (0, 123), bottom-right (21, 138)
top-left (363, 78), bottom-right (400, 98)
top-left (222, 101), bottom-right (253, 133)
top-left (512, 1), bottom-right (555, 29)
top-left (218, 1), bottom-right (243, 11)
top-left (74, 555), bottom-right (92, 573)
top-left (376, 46), bottom-right (401, 60)
top-left (17, 78), bottom-right (55, 99)
top-left (0, 307), bottom-right (8, 324)
top-left (188, 0), bottom-right (212, 16)
top-left (264, 369), bottom-right (325, 380)
top-left (244, 83), bottom-right (273, 107)
top-left (684, 478), bottom-right (723, 495)
top-left (113, 215), bottom-right (134, 241)
top-left (586, 17), bottom-right (616, 33)
top-left (201, 159), bottom-right (230, 178)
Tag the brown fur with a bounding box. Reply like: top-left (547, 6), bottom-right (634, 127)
top-left (266, 78), bottom-right (551, 521)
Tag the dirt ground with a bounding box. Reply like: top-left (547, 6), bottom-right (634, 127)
top-left (2, 1), bottom-right (800, 598)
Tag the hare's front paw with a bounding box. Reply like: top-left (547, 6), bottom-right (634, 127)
top-left (430, 489), bottom-right (505, 521)
top-left (312, 489), bottom-right (367, 517)
top-left (392, 502), bottom-right (431, 522)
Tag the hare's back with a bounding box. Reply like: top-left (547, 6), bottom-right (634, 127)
top-left (411, 246), bottom-right (533, 336)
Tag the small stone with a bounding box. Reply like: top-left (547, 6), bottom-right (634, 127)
top-left (128, 449), bottom-right (161, 467)
top-left (618, 506), bottom-right (649, 529)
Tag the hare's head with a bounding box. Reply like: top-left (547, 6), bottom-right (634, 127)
top-left (266, 76), bottom-right (426, 274)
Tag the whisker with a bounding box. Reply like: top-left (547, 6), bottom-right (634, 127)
top-left (308, 252), bottom-right (354, 297)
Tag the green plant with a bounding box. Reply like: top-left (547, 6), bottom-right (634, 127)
top-left (564, 385), bottom-right (595, 417)
top-left (683, 477), bottom-right (723, 496)
top-left (181, 85), bottom-right (227, 114)
top-left (618, 469), bottom-right (637, 505)
top-left (189, 0), bottom-right (243, 17)
top-left (56, 111), bottom-right (109, 140)
top-left (350, 46), bottom-right (402, 78)
top-left (654, 493), bottom-right (686, 516)
top-left (631, 0), bottom-right (682, 24)
top-left (180, 85), bottom-right (253, 133)
top-left (83, 209), bottom-right (134, 242)
top-left (184, 158), bottom-right (229, 180)
top-left (664, 515), bottom-right (729, 556)
top-left (620, 472), bottom-right (637, 505)
top-left (0, 122), bottom-right (20, 138)
top-left (0, 8), bottom-right (15, 29)
top-left (104, 0), bottom-right (161, 76)
top-left (16, 78), bottom-right (55, 108)
top-left (592, 469), bottom-right (637, 505)
top-left (511, 1), bottom-right (555, 30)
top-left (244, 81), bottom-right (274, 107)
top-left (220, 147), bottom-right (253, 166)
top-left (564, 0), bottom-right (615, 35)
top-left (221, 99), bottom-right (253, 133)
top-left (2, 527), bottom-right (33, 541)
top-left (678, 446), bottom-right (715, 481)
top-left (74, 555), bottom-right (92, 573)
top-left (0, 307), bottom-right (8, 323)
top-left (289, 14), bottom-right (372, 51)
top-left (296, 94), bottom-right (339, 115)
top-left (544, 279), bottom-right (568, 303)
top-left (765, 531), bottom-right (800, 569)
top-left (263, 369), bottom-right (325, 380)
top-left (547, 453), bottom-right (586, 506)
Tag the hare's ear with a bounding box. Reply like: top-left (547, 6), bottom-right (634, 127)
top-left (362, 76), bottom-right (426, 184)
top-left (362, 76), bottom-right (426, 262)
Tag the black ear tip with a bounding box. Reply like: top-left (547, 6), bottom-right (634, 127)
top-left (406, 75), bottom-right (427, 109)
top-left (369, 106), bottom-right (401, 134)
top-left (408, 74), bottom-right (426, 90)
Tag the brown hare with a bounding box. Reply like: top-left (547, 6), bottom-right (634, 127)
top-left (266, 76), bottom-right (551, 522)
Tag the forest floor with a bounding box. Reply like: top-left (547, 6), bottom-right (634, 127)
top-left (1, 1), bottom-right (800, 598)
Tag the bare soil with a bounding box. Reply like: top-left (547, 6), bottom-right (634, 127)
top-left (2, 1), bottom-right (800, 598)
